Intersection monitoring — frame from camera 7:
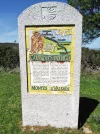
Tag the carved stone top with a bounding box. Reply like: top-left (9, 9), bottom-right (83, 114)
top-left (18, 2), bottom-right (82, 26)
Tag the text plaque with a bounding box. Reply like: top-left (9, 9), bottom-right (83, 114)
top-left (26, 26), bottom-right (75, 94)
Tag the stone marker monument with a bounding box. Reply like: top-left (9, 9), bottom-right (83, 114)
top-left (18, 2), bottom-right (82, 128)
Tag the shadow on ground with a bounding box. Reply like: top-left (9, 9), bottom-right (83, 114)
top-left (78, 97), bottom-right (99, 128)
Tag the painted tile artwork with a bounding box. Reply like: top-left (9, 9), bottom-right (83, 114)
top-left (26, 26), bottom-right (75, 94)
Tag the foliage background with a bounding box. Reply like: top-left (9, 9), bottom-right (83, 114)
top-left (0, 43), bottom-right (100, 71)
top-left (0, 43), bottom-right (19, 70)
top-left (68, 0), bottom-right (100, 44)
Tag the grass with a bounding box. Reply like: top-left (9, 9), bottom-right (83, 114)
top-left (80, 72), bottom-right (100, 133)
top-left (0, 71), bottom-right (100, 134)
top-left (0, 73), bottom-right (21, 134)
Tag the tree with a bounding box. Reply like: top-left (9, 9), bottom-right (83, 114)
top-left (14, 40), bottom-right (17, 43)
top-left (68, 0), bottom-right (100, 44)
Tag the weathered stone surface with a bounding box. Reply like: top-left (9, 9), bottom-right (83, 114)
top-left (18, 2), bottom-right (82, 128)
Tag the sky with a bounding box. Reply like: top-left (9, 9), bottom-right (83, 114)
top-left (0, 0), bottom-right (99, 49)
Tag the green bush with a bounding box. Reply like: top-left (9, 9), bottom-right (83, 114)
top-left (81, 47), bottom-right (100, 70)
top-left (0, 43), bottom-right (100, 71)
top-left (0, 43), bottom-right (19, 69)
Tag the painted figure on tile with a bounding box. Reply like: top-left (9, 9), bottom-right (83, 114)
top-left (31, 31), bottom-right (44, 54)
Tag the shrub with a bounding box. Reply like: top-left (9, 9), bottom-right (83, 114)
top-left (81, 47), bottom-right (100, 70)
top-left (0, 43), bottom-right (19, 69)
top-left (0, 43), bottom-right (100, 71)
